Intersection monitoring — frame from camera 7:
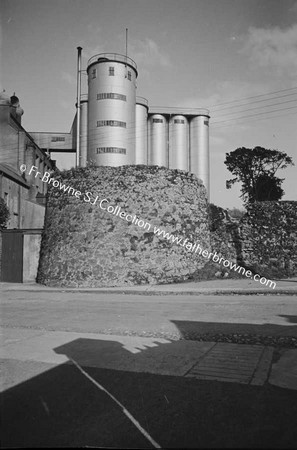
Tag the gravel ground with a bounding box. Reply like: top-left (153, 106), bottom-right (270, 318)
top-left (48, 326), bottom-right (297, 348)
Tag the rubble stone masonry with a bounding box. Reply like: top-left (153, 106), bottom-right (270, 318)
top-left (239, 201), bottom-right (297, 278)
top-left (37, 165), bottom-right (210, 287)
top-left (37, 164), bottom-right (297, 286)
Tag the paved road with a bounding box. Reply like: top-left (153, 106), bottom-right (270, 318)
top-left (1, 291), bottom-right (297, 448)
top-left (1, 291), bottom-right (297, 337)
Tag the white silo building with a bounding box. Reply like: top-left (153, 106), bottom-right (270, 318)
top-left (146, 107), bottom-right (210, 197)
top-left (190, 115), bottom-right (210, 196)
top-left (149, 114), bottom-right (168, 167)
top-left (169, 115), bottom-right (189, 172)
top-left (33, 51), bottom-right (210, 198)
top-left (87, 53), bottom-right (137, 166)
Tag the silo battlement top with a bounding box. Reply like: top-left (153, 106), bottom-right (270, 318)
top-left (148, 106), bottom-right (210, 118)
top-left (87, 53), bottom-right (137, 73)
top-left (80, 93), bottom-right (88, 103)
top-left (136, 96), bottom-right (149, 107)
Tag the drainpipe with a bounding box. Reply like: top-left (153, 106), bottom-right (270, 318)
top-left (76, 46), bottom-right (82, 168)
top-left (17, 130), bottom-right (21, 228)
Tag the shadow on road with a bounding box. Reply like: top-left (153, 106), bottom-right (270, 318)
top-left (2, 322), bottom-right (297, 448)
top-left (171, 320), bottom-right (297, 340)
top-left (278, 315), bottom-right (297, 324)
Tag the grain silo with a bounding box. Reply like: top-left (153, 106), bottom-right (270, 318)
top-left (86, 53), bottom-right (137, 166)
top-left (169, 115), bottom-right (188, 171)
top-left (149, 114), bottom-right (168, 166)
top-left (189, 114), bottom-right (210, 196)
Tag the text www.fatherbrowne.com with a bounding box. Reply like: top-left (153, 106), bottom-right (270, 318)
top-left (22, 164), bottom-right (276, 290)
top-left (153, 228), bottom-right (276, 289)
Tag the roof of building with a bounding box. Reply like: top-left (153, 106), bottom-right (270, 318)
top-left (0, 90), bottom-right (11, 106)
top-left (0, 163), bottom-right (30, 188)
top-left (8, 115), bottom-right (55, 167)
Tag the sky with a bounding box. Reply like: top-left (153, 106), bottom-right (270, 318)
top-left (1, 0), bottom-right (297, 209)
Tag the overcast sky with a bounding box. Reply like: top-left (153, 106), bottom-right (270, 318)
top-left (1, 0), bottom-right (297, 208)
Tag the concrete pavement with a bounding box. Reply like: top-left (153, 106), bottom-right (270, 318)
top-left (1, 327), bottom-right (297, 393)
top-left (1, 286), bottom-right (297, 392)
top-left (1, 285), bottom-right (297, 448)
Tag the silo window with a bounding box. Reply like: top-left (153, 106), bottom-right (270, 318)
top-left (97, 93), bottom-right (126, 101)
top-left (92, 68), bottom-right (97, 79)
top-left (127, 71), bottom-right (131, 81)
top-left (97, 120), bottom-right (126, 128)
top-left (153, 118), bottom-right (163, 123)
top-left (96, 147), bottom-right (126, 154)
top-left (204, 120), bottom-right (209, 126)
top-left (174, 119), bottom-right (185, 124)
top-left (51, 136), bottom-right (65, 142)
top-left (109, 67), bottom-right (115, 76)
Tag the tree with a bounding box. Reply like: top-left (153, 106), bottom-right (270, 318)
top-left (224, 146), bottom-right (294, 203)
top-left (0, 198), bottom-right (10, 228)
top-left (253, 174), bottom-right (284, 201)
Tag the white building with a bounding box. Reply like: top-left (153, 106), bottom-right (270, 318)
top-left (31, 52), bottom-right (210, 196)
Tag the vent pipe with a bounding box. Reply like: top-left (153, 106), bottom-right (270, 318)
top-left (76, 46), bottom-right (82, 167)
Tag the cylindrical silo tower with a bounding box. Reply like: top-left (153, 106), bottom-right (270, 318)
top-left (169, 115), bottom-right (188, 171)
top-left (189, 113), bottom-right (210, 198)
top-left (135, 96), bottom-right (148, 165)
top-left (149, 114), bottom-right (168, 167)
top-left (79, 94), bottom-right (88, 167)
top-left (87, 53), bottom-right (137, 166)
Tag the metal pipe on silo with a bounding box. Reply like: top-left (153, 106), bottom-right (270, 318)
top-left (79, 94), bottom-right (88, 167)
top-left (76, 46), bottom-right (82, 167)
top-left (135, 97), bottom-right (148, 165)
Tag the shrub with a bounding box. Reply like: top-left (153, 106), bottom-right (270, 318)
top-left (0, 198), bottom-right (10, 228)
top-left (208, 203), bottom-right (226, 231)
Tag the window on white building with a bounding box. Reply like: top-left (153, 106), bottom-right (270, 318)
top-left (97, 120), bottom-right (126, 128)
top-left (96, 147), bottom-right (126, 154)
top-left (97, 93), bottom-right (126, 101)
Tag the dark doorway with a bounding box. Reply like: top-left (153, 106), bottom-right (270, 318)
top-left (1, 231), bottom-right (23, 282)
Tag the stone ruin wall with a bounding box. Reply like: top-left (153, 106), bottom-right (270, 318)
top-left (239, 201), bottom-right (297, 278)
top-left (209, 201), bottom-right (297, 279)
top-left (37, 165), bottom-right (210, 287)
top-left (37, 163), bottom-right (297, 286)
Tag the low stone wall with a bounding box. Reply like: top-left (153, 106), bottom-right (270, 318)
top-left (37, 165), bottom-right (210, 287)
top-left (190, 204), bottom-right (241, 280)
top-left (204, 201), bottom-right (297, 280)
top-left (239, 201), bottom-right (297, 278)
top-left (209, 204), bottom-right (238, 263)
top-left (37, 165), bottom-right (297, 286)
